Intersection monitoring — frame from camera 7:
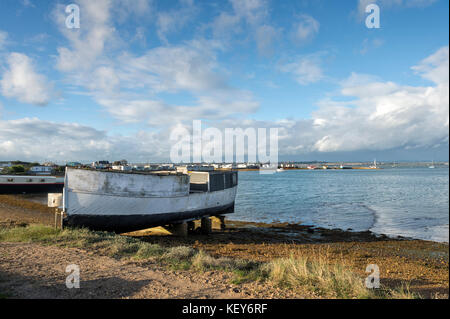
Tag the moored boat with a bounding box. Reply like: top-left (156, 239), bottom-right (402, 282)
top-left (62, 168), bottom-right (238, 233)
top-left (0, 175), bottom-right (64, 194)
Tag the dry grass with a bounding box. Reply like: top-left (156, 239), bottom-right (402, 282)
top-left (389, 283), bottom-right (421, 299)
top-left (0, 224), bottom-right (421, 299)
top-left (261, 256), bottom-right (373, 298)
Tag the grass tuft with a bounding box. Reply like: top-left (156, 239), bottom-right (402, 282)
top-left (261, 256), bottom-right (374, 299)
top-left (388, 283), bottom-right (421, 299)
top-left (0, 224), bottom-right (60, 243)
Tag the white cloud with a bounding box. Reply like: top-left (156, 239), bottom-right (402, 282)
top-left (52, 1), bottom-right (259, 124)
top-left (291, 14), bottom-right (320, 44)
top-left (280, 53), bottom-right (325, 85)
top-left (156, 0), bottom-right (197, 44)
top-left (0, 117), bottom-right (169, 163)
top-left (1, 45), bottom-right (448, 162)
top-left (230, 0), bottom-right (268, 25)
top-left (98, 93), bottom-right (259, 126)
top-left (54, 0), bottom-right (117, 73)
top-left (305, 46), bottom-right (449, 153)
top-left (118, 41), bottom-right (229, 94)
top-left (222, 46), bottom-right (449, 157)
top-left (411, 46), bottom-right (449, 85)
top-left (255, 24), bottom-right (280, 56)
top-left (211, 0), bottom-right (278, 55)
top-left (0, 53), bottom-right (52, 106)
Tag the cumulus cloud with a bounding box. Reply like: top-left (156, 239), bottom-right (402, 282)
top-left (0, 117), bottom-right (169, 163)
top-left (1, 45), bottom-right (448, 162)
top-left (0, 53), bottom-right (52, 106)
top-left (294, 46), bottom-right (449, 153)
top-left (51, 1), bottom-right (259, 124)
top-left (208, 46), bottom-right (449, 158)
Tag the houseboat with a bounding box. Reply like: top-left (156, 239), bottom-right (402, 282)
top-left (62, 167), bottom-right (238, 233)
top-left (0, 175), bottom-right (64, 194)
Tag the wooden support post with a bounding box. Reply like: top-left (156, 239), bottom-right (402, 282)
top-left (187, 221), bottom-right (196, 233)
top-left (172, 222), bottom-right (188, 237)
top-left (217, 215), bottom-right (226, 230)
top-left (54, 208), bottom-right (58, 229)
top-left (201, 217), bottom-right (212, 235)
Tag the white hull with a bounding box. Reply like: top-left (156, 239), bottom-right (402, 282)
top-left (65, 186), bottom-right (237, 216)
top-left (63, 168), bottom-right (238, 232)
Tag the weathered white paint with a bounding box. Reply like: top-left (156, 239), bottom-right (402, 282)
top-left (64, 168), bottom-right (237, 217)
top-left (65, 187), bottom-right (237, 216)
top-left (65, 168), bottom-right (189, 198)
top-left (48, 193), bottom-right (63, 208)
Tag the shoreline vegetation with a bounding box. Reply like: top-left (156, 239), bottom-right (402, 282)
top-left (0, 225), bottom-right (420, 299)
top-left (0, 195), bottom-right (448, 299)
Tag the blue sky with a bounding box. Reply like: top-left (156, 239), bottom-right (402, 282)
top-left (0, 0), bottom-right (448, 163)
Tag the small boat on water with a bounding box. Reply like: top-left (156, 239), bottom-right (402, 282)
top-left (61, 168), bottom-right (238, 233)
top-left (0, 175), bottom-right (64, 194)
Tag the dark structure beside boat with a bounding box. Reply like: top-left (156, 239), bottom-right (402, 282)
top-left (0, 175), bottom-right (64, 194)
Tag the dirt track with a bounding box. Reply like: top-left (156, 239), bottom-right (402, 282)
top-left (0, 242), bottom-right (303, 299)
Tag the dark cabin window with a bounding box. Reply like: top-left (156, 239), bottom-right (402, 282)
top-left (209, 174), bottom-right (225, 192)
top-left (7, 178), bottom-right (14, 182)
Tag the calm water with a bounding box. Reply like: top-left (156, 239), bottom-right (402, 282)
top-left (234, 168), bottom-right (449, 243)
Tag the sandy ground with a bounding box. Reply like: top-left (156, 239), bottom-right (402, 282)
top-left (0, 242), bottom-right (301, 299)
top-left (0, 194), bottom-right (448, 299)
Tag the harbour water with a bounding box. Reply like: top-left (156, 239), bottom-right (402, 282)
top-left (234, 168), bottom-right (449, 243)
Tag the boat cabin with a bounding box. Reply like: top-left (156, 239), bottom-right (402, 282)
top-left (189, 171), bottom-right (238, 193)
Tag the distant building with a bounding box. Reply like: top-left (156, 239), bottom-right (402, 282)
top-left (186, 165), bottom-right (214, 172)
top-left (0, 162), bottom-right (12, 168)
top-left (92, 161), bottom-right (110, 169)
top-left (144, 164), bottom-right (161, 171)
top-left (43, 162), bottom-right (56, 167)
top-left (113, 160), bottom-right (128, 166)
top-left (30, 166), bottom-right (53, 175)
top-left (158, 164), bottom-right (175, 171)
top-left (66, 162), bottom-right (82, 167)
top-left (112, 165), bottom-right (132, 171)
